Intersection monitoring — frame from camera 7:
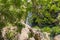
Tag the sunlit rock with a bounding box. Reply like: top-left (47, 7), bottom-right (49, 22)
top-left (29, 37), bottom-right (35, 40)
top-left (20, 27), bottom-right (30, 40)
top-left (54, 35), bottom-right (60, 40)
top-left (43, 32), bottom-right (50, 40)
top-left (1, 26), bottom-right (18, 40)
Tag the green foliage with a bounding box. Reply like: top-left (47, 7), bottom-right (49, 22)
top-left (0, 0), bottom-right (27, 27)
top-left (42, 26), bottom-right (51, 33)
top-left (0, 1), bottom-right (28, 39)
top-left (6, 29), bottom-right (18, 40)
top-left (32, 26), bottom-right (40, 30)
top-left (28, 32), bottom-right (33, 38)
top-left (0, 0), bottom-right (60, 38)
top-left (50, 26), bottom-right (60, 37)
top-left (0, 22), bottom-right (5, 29)
top-left (6, 31), bottom-right (15, 40)
top-left (29, 0), bottom-right (60, 27)
top-left (52, 26), bottom-right (60, 34)
top-left (15, 22), bottom-right (25, 33)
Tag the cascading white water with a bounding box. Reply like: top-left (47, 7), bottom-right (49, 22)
top-left (26, 12), bottom-right (32, 26)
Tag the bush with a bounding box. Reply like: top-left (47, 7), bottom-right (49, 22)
top-left (42, 26), bottom-right (51, 33)
top-left (32, 26), bottom-right (40, 30)
top-left (52, 26), bottom-right (60, 35)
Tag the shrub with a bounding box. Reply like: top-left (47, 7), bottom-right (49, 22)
top-left (42, 26), bottom-right (51, 33)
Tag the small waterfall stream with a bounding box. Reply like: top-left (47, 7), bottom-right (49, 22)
top-left (1, 13), bottom-right (51, 40)
top-left (25, 12), bottom-right (32, 26)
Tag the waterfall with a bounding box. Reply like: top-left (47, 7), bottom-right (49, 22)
top-left (26, 12), bottom-right (32, 26)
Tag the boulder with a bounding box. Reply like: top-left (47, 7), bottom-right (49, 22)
top-left (19, 27), bottom-right (30, 40)
top-left (1, 26), bottom-right (18, 40)
top-left (43, 32), bottom-right (50, 40)
top-left (29, 37), bottom-right (35, 40)
top-left (54, 35), bottom-right (60, 40)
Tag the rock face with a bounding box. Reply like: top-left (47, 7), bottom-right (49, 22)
top-left (29, 28), bottom-right (50, 40)
top-left (54, 35), bottom-right (60, 40)
top-left (19, 27), bottom-right (30, 40)
top-left (1, 25), bottom-right (51, 40)
top-left (43, 32), bottom-right (50, 40)
top-left (1, 26), bottom-right (18, 40)
top-left (1, 21), bottom-right (51, 40)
